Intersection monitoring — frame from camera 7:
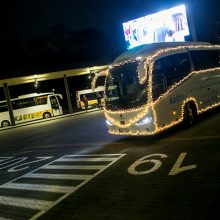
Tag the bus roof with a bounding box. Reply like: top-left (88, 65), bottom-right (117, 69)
top-left (18, 93), bottom-right (54, 98)
top-left (113, 42), bottom-right (211, 64)
top-left (0, 92), bottom-right (63, 103)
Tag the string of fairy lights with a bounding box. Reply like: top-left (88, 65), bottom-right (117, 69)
top-left (92, 44), bottom-right (220, 135)
top-left (91, 70), bottom-right (108, 91)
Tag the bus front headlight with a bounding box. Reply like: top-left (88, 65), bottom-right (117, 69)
top-left (136, 116), bottom-right (152, 126)
top-left (106, 119), bottom-right (113, 126)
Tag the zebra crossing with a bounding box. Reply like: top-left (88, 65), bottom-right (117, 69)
top-left (0, 154), bottom-right (125, 220)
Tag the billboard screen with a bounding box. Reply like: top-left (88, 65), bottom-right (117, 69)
top-left (122, 4), bottom-right (190, 49)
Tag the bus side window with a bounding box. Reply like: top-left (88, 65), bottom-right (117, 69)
top-left (152, 53), bottom-right (191, 101)
top-left (190, 50), bottom-right (220, 71)
top-left (22, 98), bottom-right (35, 108)
top-left (35, 96), bottom-right (47, 105)
top-left (152, 60), bottom-right (166, 101)
top-left (162, 53), bottom-right (191, 88)
top-left (0, 102), bottom-right (8, 112)
top-left (12, 100), bottom-right (23, 110)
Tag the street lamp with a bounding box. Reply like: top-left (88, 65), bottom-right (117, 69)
top-left (34, 79), bottom-right (38, 87)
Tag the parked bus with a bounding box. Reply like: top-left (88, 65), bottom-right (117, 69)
top-left (103, 42), bottom-right (220, 135)
top-left (76, 86), bottom-right (104, 110)
top-left (0, 92), bottom-right (63, 127)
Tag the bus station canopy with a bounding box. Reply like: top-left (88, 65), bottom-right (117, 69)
top-left (0, 65), bottom-right (108, 87)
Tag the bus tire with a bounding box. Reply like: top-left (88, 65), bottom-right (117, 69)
top-left (1, 120), bottom-right (10, 127)
top-left (183, 102), bottom-right (197, 127)
top-left (43, 112), bottom-right (52, 119)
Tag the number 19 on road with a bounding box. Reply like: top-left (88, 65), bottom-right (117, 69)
top-left (128, 153), bottom-right (197, 176)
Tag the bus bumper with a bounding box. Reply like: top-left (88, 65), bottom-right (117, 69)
top-left (107, 123), bottom-right (156, 136)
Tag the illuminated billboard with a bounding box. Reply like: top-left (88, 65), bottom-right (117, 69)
top-left (122, 4), bottom-right (190, 49)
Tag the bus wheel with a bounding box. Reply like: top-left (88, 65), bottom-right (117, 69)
top-left (183, 102), bottom-right (197, 126)
top-left (1, 120), bottom-right (10, 127)
top-left (43, 112), bottom-right (51, 119)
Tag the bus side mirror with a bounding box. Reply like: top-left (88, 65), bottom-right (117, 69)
top-left (138, 61), bottom-right (148, 84)
top-left (58, 94), bottom-right (63, 99)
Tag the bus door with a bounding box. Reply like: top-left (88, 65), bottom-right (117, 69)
top-left (49, 96), bottom-right (61, 116)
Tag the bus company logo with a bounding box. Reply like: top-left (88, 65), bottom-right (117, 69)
top-left (14, 110), bottom-right (51, 122)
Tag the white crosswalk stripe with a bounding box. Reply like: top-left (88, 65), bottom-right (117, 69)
top-left (56, 157), bottom-right (115, 162)
top-left (41, 164), bottom-right (106, 170)
top-left (0, 196), bottom-right (52, 210)
top-left (0, 154), bottom-right (125, 220)
top-left (23, 173), bottom-right (92, 180)
top-left (1, 183), bottom-right (75, 193)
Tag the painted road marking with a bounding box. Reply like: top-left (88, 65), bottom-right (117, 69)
top-left (0, 154), bottom-right (125, 220)
top-left (0, 195), bottom-right (52, 210)
top-left (0, 157), bottom-right (13, 163)
top-left (128, 153), bottom-right (197, 176)
top-left (168, 152), bottom-right (197, 175)
top-left (23, 173), bottom-right (93, 180)
top-left (56, 157), bottom-right (115, 162)
top-left (1, 183), bottom-right (75, 193)
top-left (42, 165), bottom-right (106, 170)
top-left (0, 157), bottom-right (52, 172)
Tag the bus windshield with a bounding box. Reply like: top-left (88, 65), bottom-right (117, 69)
top-left (105, 61), bottom-right (148, 110)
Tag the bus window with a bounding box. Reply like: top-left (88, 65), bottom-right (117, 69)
top-left (12, 100), bottom-right (23, 110)
top-left (152, 61), bottom-right (167, 101)
top-left (106, 61), bottom-right (148, 109)
top-left (106, 83), bottom-right (121, 102)
top-left (0, 102), bottom-right (8, 112)
top-left (190, 50), bottom-right (220, 71)
top-left (22, 98), bottom-right (35, 108)
top-left (35, 96), bottom-right (47, 105)
top-left (153, 53), bottom-right (191, 101)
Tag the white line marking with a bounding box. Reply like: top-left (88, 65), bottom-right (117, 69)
top-left (169, 152), bottom-right (197, 175)
top-left (64, 154), bottom-right (123, 157)
top-left (56, 157), bottom-right (116, 162)
top-left (30, 154), bottom-right (126, 220)
top-left (0, 157), bottom-right (13, 163)
top-left (0, 196), bottom-right (52, 210)
top-left (0, 154), bottom-right (126, 220)
top-left (41, 165), bottom-right (105, 170)
top-left (1, 183), bottom-right (75, 193)
top-left (23, 173), bottom-right (92, 180)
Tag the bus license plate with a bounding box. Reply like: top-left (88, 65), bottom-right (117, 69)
top-left (119, 128), bottom-right (129, 133)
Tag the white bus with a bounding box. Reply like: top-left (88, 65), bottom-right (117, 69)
top-left (103, 42), bottom-right (220, 135)
top-left (76, 86), bottom-right (104, 109)
top-left (0, 92), bottom-right (63, 127)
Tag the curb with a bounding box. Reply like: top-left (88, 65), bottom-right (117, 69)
top-left (0, 108), bottom-right (103, 131)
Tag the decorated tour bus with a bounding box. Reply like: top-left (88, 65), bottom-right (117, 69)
top-left (100, 42), bottom-right (220, 135)
top-left (0, 92), bottom-right (63, 127)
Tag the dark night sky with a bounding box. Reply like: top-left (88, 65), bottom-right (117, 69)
top-left (0, 0), bottom-right (219, 103)
top-left (1, 0), bottom-right (220, 43)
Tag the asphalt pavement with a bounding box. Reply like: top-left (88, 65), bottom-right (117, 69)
top-left (0, 109), bottom-right (219, 220)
